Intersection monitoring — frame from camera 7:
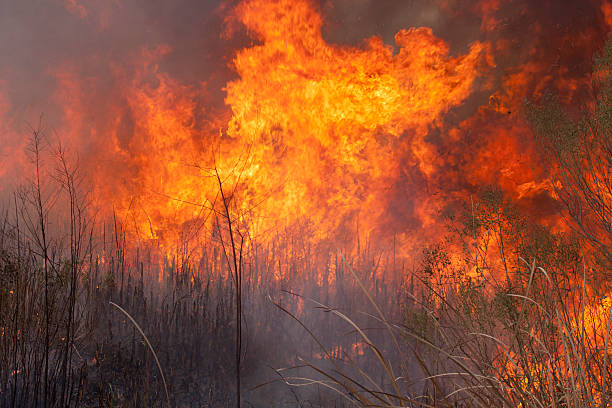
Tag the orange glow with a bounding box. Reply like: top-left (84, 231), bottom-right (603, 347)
top-left (0, 86), bottom-right (27, 191)
top-left (222, 0), bottom-right (485, 244)
top-left (62, 0), bottom-right (87, 19)
top-left (0, 87), bottom-right (8, 181)
top-left (603, 2), bottom-right (612, 28)
top-left (49, 0), bottom-right (489, 255)
top-left (1, 0), bottom-right (606, 273)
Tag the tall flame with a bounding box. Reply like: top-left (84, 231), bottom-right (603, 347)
top-left (0, 0), bottom-right (608, 258)
top-left (49, 0), bottom-right (490, 251)
top-left (222, 0), bottom-right (485, 242)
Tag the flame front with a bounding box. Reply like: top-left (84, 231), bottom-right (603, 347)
top-left (0, 0), bottom-right (608, 258)
top-left (30, 0), bottom-right (490, 252)
top-left (223, 0), bottom-right (485, 242)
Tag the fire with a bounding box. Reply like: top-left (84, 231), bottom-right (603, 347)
top-left (223, 0), bottom-right (486, 242)
top-left (603, 1), bottom-right (612, 28)
top-left (0, 1), bottom-right (610, 404)
top-left (0, 0), bottom-right (608, 262)
top-left (49, 0), bottom-right (489, 253)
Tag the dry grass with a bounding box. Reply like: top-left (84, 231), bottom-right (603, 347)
top-left (271, 249), bottom-right (611, 408)
top-left (1, 131), bottom-right (608, 408)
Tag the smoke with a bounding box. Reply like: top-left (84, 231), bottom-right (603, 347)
top-left (0, 2), bottom-right (610, 404)
top-left (0, 0), bottom-right (230, 186)
top-left (0, 0), bottom-right (610, 250)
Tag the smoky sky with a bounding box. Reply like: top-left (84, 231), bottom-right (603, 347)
top-left (0, 0), bottom-right (608, 123)
top-left (0, 0), bottom-right (232, 127)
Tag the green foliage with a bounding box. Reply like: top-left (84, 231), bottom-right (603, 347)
top-left (402, 307), bottom-right (436, 341)
top-left (396, 185), bottom-right (609, 406)
top-left (456, 275), bottom-right (490, 324)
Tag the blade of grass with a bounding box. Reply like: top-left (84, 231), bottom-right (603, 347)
top-left (109, 301), bottom-right (170, 408)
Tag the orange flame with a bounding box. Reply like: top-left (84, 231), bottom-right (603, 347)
top-left (1, 0), bottom-right (606, 266)
top-left (85, 0), bottom-right (487, 252)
